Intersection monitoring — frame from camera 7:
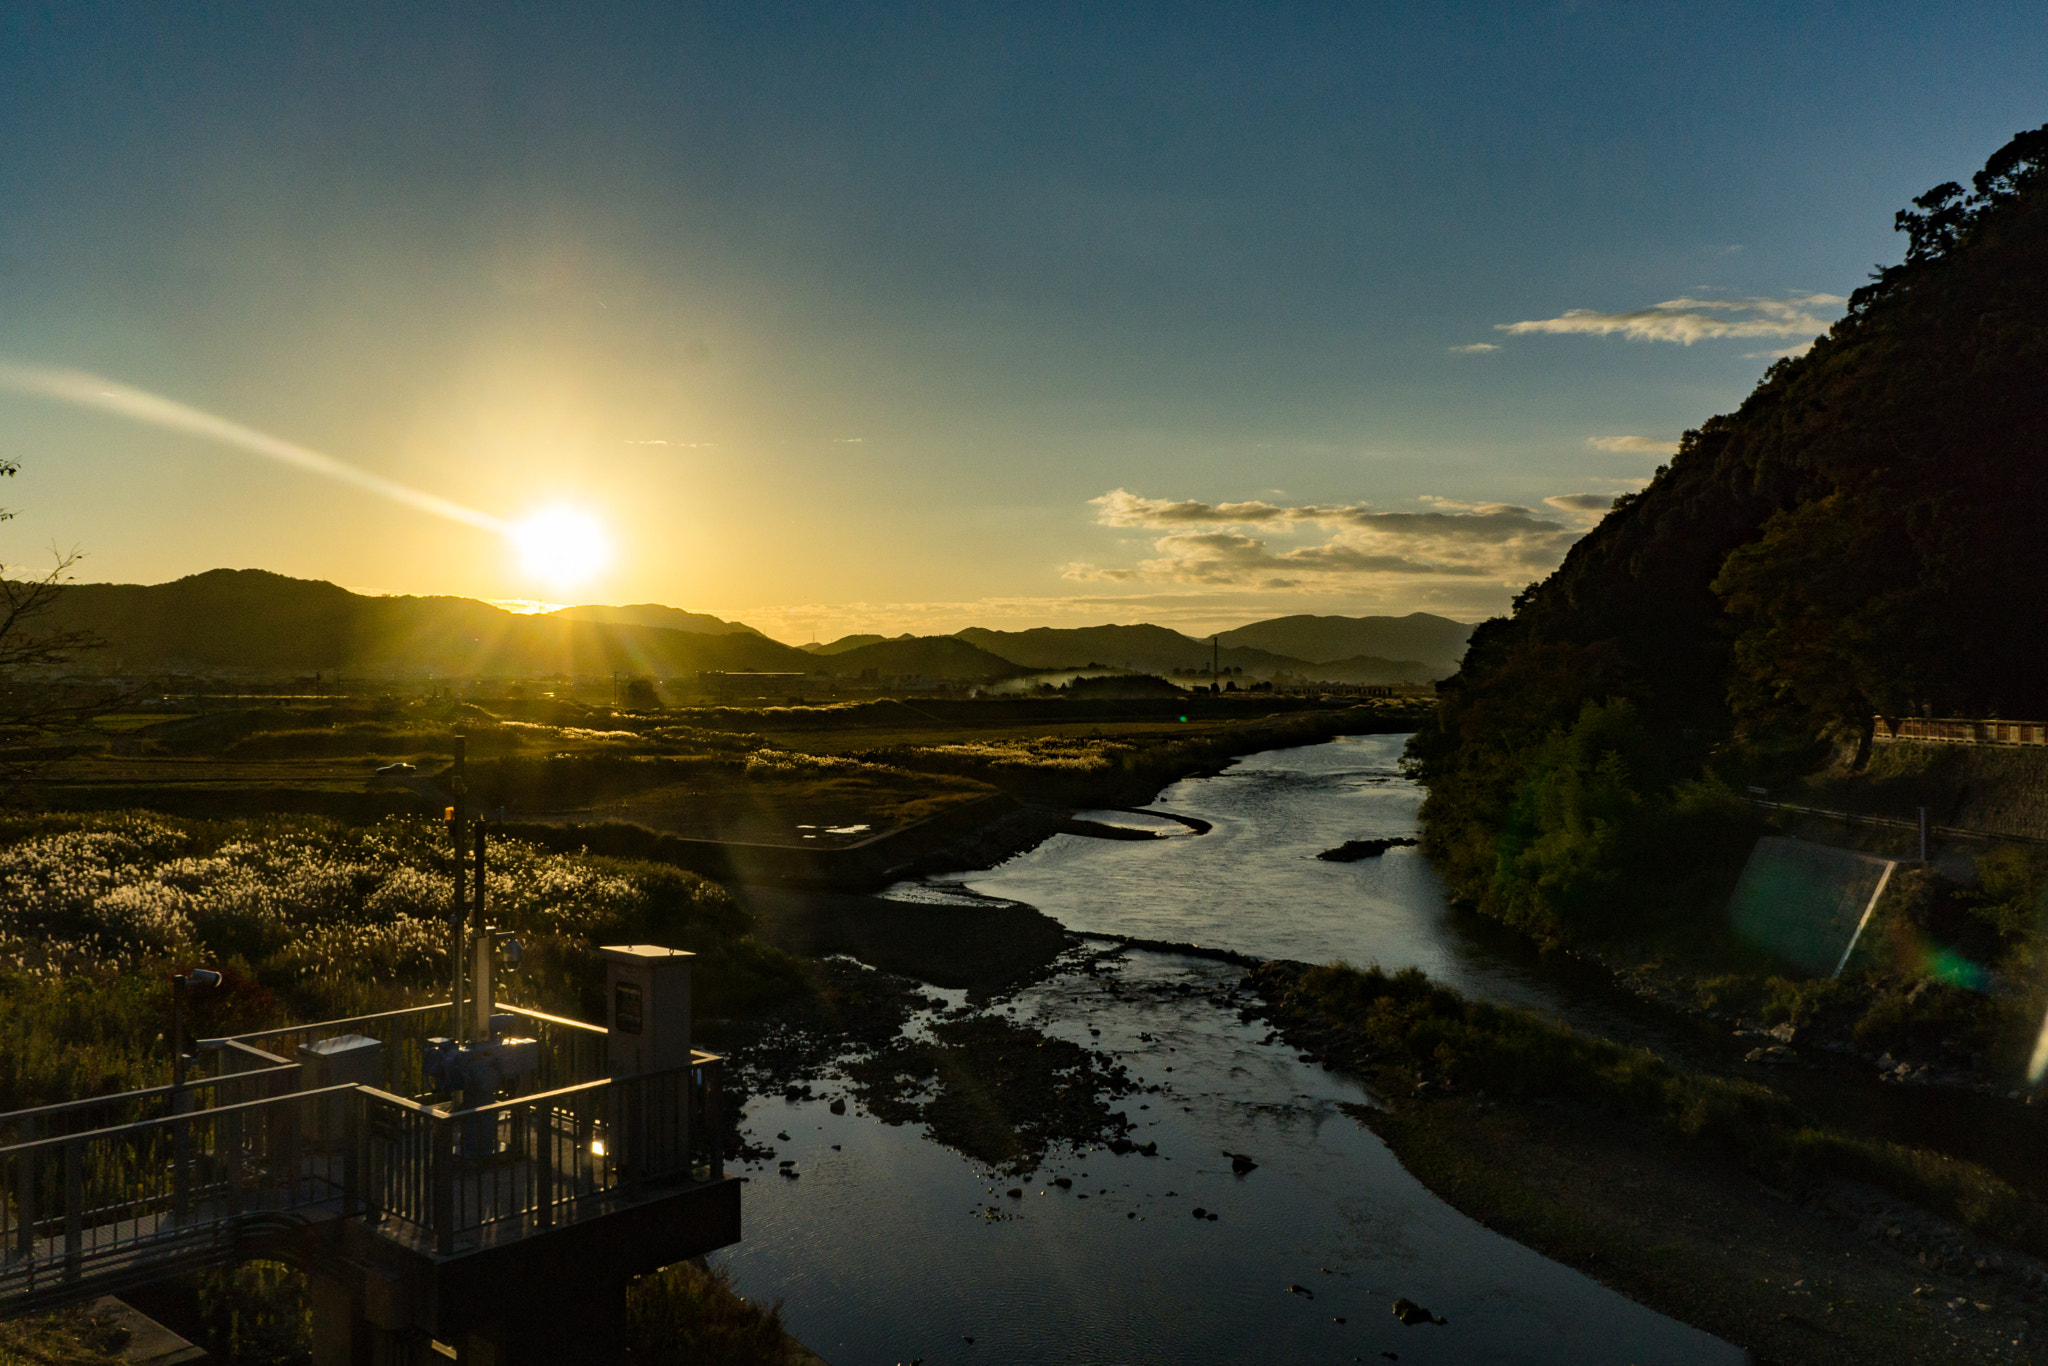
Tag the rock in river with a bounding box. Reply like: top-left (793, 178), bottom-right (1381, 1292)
top-left (1316, 837), bottom-right (1419, 862)
top-left (1391, 1297), bottom-right (1446, 1326)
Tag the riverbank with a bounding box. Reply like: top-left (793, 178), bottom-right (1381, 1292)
top-left (1248, 958), bottom-right (2045, 1363)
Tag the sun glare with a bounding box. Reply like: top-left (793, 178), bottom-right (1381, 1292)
top-left (510, 507), bottom-right (612, 588)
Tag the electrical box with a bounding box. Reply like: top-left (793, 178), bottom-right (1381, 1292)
top-left (297, 1033), bottom-right (385, 1144)
top-left (602, 945), bottom-right (693, 1076)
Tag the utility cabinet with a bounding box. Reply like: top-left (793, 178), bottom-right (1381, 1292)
top-left (602, 945), bottom-right (693, 1076)
top-left (297, 1033), bottom-right (385, 1143)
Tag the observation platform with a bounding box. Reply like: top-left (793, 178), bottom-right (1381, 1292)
top-left (0, 996), bottom-right (737, 1364)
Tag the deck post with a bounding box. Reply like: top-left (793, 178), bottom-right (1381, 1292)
top-left (432, 1114), bottom-right (455, 1255)
top-left (171, 1089), bottom-right (192, 1226)
top-left (532, 1104), bottom-right (553, 1231)
top-left (61, 1139), bottom-right (81, 1283)
top-left (13, 1116), bottom-right (34, 1264)
top-left (341, 1092), bottom-right (361, 1219)
top-left (706, 1060), bottom-right (723, 1181)
top-left (226, 1109), bottom-right (245, 1215)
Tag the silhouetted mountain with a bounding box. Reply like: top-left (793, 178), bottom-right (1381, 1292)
top-left (814, 636), bottom-right (1025, 679)
top-left (1217, 613), bottom-right (1472, 672)
top-left (41, 571), bottom-right (1464, 687)
top-left (803, 634), bottom-right (893, 655)
top-left (1300, 654), bottom-right (1441, 686)
top-left (954, 620), bottom-right (1460, 680)
top-left (550, 604), bottom-right (761, 636)
top-left (955, 624), bottom-right (1205, 672)
top-left (40, 569), bottom-right (817, 678)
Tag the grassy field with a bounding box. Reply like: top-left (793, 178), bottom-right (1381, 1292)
top-left (29, 694), bottom-right (1425, 852)
top-left (0, 811), bottom-right (808, 1110)
top-left (0, 808), bottom-right (819, 1363)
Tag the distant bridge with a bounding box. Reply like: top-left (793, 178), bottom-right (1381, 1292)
top-left (0, 990), bottom-right (735, 1365)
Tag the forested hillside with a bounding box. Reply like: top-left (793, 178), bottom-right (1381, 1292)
top-left (1409, 126), bottom-right (2048, 938)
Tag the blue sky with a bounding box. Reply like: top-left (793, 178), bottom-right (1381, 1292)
top-left (0, 3), bottom-right (2041, 638)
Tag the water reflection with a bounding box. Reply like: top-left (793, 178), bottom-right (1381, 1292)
top-left (715, 734), bottom-right (1744, 1364)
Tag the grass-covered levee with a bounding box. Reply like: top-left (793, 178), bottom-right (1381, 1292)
top-left (0, 810), bottom-right (818, 1365)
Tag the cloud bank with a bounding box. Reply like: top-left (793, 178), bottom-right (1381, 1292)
top-left (1068, 488), bottom-right (1590, 588)
top-left (1587, 434), bottom-right (1679, 455)
top-left (1500, 293), bottom-right (1844, 346)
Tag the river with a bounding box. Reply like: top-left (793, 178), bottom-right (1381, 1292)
top-left (716, 734), bottom-right (1744, 1364)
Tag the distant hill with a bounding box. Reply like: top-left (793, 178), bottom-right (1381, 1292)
top-left (550, 603), bottom-right (761, 636)
top-left (1216, 613), bottom-right (1472, 672)
top-left (804, 634), bottom-right (893, 655)
top-left (1301, 654), bottom-right (1442, 685)
top-left (39, 571), bottom-right (1463, 686)
top-left (39, 569), bottom-right (818, 678)
top-left (954, 624), bottom-right (1270, 674)
top-left (953, 624), bottom-right (1176, 671)
top-left (956, 617), bottom-right (1465, 680)
top-left (814, 636), bottom-right (1025, 680)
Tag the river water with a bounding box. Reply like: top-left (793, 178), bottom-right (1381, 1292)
top-left (716, 735), bottom-right (1743, 1365)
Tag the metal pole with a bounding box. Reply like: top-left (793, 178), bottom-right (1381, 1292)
top-left (472, 822), bottom-right (491, 1037)
top-left (450, 733), bottom-right (468, 1040)
top-left (171, 974), bottom-right (186, 1091)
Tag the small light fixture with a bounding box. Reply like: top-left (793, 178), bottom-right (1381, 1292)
top-left (590, 1139), bottom-right (607, 1157)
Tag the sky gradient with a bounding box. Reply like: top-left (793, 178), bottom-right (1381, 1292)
top-left (1, 3), bottom-right (2042, 642)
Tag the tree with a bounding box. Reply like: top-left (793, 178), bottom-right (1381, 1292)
top-left (0, 460), bottom-right (105, 772)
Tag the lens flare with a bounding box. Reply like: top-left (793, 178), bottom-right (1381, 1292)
top-left (0, 361), bottom-right (507, 534)
top-left (511, 507), bottom-right (611, 588)
top-left (0, 361), bottom-right (628, 590)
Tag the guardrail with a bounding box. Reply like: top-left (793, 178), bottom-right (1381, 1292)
top-left (360, 1051), bottom-right (723, 1254)
top-left (0, 1083), bottom-right (361, 1307)
top-left (495, 1004), bottom-right (610, 1093)
top-left (1747, 798), bottom-right (2048, 849)
top-left (0, 1052), bottom-right (725, 1310)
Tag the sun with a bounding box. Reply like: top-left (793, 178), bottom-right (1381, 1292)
top-left (509, 507), bottom-right (612, 588)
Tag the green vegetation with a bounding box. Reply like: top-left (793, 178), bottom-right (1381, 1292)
top-left (1253, 960), bottom-right (2048, 1254)
top-left (0, 812), bottom-right (805, 1110)
top-left (0, 1305), bottom-right (129, 1365)
top-left (626, 1261), bottom-right (812, 1366)
top-left (857, 702), bottom-right (1420, 805)
top-left (1406, 129), bottom-right (2048, 1065)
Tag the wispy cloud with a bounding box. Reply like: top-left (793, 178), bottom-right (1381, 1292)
top-left (833, 437), bottom-right (866, 444)
top-left (625, 439), bottom-right (716, 447)
top-left (1069, 489), bottom-right (1587, 588)
top-left (1448, 342), bottom-right (1499, 354)
top-left (1587, 434), bottom-right (1679, 456)
top-left (1544, 492), bottom-right (1615, 515)
top-left (1742, 340), bottom-right (1818, 360)
top-left (1499, 293), bottom-right (1844, 346)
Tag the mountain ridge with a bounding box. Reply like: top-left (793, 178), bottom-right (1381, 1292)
top-left (30, 568), bottom-right (1471, 683)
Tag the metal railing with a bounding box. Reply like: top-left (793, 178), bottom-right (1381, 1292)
top-left (0, 995), bottom-right (725, 1315)
top-left (358, 1051), bottom-right (723, 1255)
top-left (0, 1083), bottom-right (361, 1308)
top-left (209, 1002), bottom-right (455, 1100)
top-left (0, 1060), bottom-right (306, 1149)
top-left (1749, 797), bottom-right (2048, 849)
top-left (493, 1004), bottom-right (610, 1093)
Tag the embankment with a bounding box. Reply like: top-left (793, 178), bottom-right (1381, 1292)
top-left (1247, 958), bottom-right (2048, 1365)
